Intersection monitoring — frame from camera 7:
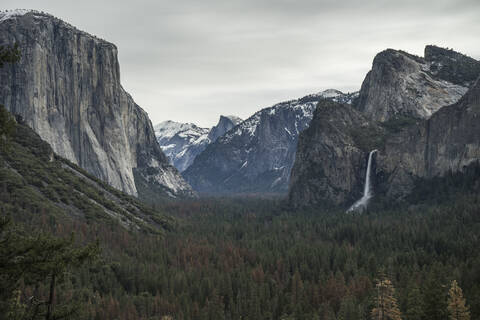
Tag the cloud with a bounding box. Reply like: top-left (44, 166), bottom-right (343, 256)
top-left (3, 0), bottom-right (480, 126)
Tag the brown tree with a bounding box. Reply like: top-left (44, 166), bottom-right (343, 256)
top-left (447, 280), bottom-right (470, 320)
top-left (371, 275), bottom-right (402, 320)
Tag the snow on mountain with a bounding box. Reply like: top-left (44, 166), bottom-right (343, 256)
top-left (155, 116), bottom-right (242, 172)
top-left (183, 89), bottom-right (357, 194)
top-left (0, 9), bottom-right (34, 22)
top-left (154, 121), bottom-right (210, 172)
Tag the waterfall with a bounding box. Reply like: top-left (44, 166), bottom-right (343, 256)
top-left (347, 149), bottom-right (377, 213)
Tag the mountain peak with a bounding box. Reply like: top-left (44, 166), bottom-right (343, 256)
top-left (0, 9), bottom-right (36, 22)
top-left (0, 9), bottom-right (115, 48)
top-left (355, 45), bottom-right (477, 121)
top-left (208, 115), bottom-right (243, 142)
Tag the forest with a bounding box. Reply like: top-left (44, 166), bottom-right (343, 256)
top-left (0, 43), bottom-right (479, 320)
top-left (2, 189), bottom-right (480, 319)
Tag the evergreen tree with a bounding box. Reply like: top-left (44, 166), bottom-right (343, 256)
top-left (0, 43), bottom-right (20, 68)
top-left (0, 43), bottom-right (19, 148)
top-left (447, 280), bottom-right (470, 320)
top-left (0, 217), bottom-right (99, 319)
top-left (404, 284), bottom-right (424, 320)
top-left (339, 296), bottom-right (361, 320)
top-left (371, 275), bottom-right (402, 320)
top-left (422, 269), bottom-right (448, 320)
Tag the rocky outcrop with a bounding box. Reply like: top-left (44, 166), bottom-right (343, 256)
top-left (0, 10), bottom-right (194, 198)
top-left (378, 76), bottom-right (480, 199)
top-left (424, 45), bottom-right (480, 86)
top-left (154, 115), bottom-right (242, 172)
top-left (289, 75), bottom-right (480, 208)
top-left (354, 46), bottom-right (479, 122)
top-left (183, 90), bottom-right (358, 194)
top-left (207, 115), bottom-right (242, 142)
top-left (288, 100), bottom-right (370, 207)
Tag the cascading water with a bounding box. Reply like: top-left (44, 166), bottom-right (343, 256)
top-left (347, 149), bottom-right (378, 212)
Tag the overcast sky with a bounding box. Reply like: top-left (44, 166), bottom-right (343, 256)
top-left (3, 0), bottom-right (480, 127)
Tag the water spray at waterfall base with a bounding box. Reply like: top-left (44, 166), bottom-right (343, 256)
top-left (347, 150), bottom-right (377, 213)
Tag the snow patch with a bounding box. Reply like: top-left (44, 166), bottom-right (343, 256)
top-left (0, 9), bottom-right (34, 22)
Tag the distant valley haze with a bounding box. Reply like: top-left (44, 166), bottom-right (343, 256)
top-left (2, 0), bottom-right (480, 127)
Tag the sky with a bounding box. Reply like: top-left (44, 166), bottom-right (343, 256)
top-left (2, 0), bottom-right (480, 127)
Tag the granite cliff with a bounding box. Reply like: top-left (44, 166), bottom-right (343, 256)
top-left (0, 10), bottom-right (194, 198)
top-left (289, 46), bottom-right (480, 209)
top-left (355, 46), bottom-right (479, 121)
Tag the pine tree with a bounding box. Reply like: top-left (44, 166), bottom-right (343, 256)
top-left (0, 217), bottom-right (99, 319)
top-left (0, 43), bottom-right (19, 149)
top-left (371, 275), bottom-right (402, 320)
top-left (405, 284), bottom-right (424, 320)
top-left (422, 269), bottom-right (448, 320)
top-left (447, 280), bottom-right (470, 320)
top-left (0, 43), bottom-right (20, 68)
top-left (339, 296), bottom-right (361, 320)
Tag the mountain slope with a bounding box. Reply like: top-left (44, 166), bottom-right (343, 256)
top-left (289, 75), bottom-right (480, 208)
top-left (0, 112), bottom-right (174, 234)
top-left (355, 46), bottom-right (479, 121)
top-left (183, 90), bottom-right (358, 194)
top-left (207, 115), bottom-right (243, 142)
top-left (155, 115), bottom-right (242, 172)
top-left (378, 75), bottom-right (480, 200)
top-left (288, 99), bottom-right (373, 208)
top-left (0, 10), bottom-right (194, 198)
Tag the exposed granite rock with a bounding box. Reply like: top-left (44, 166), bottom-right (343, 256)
top-left (378, 76), bottom-right (480, 200)
top-left (155, 121), bottom-right (210, 172)
top-left (0, 10), bottom-right (194, 198)
top-left (354, 46), bottom-right (478, 122)
top-left (208, 115), bottom-right (242, 142)
top-left (154, 115), bottom-right (242, 172)
top-left (288, 100), bottom-right (369, 208)
top-left (289, 75), bottom-right (480, 208)
top-left (183, 90), bottom-right (357, 194)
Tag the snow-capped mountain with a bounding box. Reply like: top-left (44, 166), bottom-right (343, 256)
top-left (155, 115), bottom-right (242, 172)
top-left (183, 89), bottom-right (358, 194)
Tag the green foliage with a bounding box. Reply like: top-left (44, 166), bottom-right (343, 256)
top-left (350, 124), bottom-right (386, 152)
top-left (0, 216), bottom-right (99, 319)
top-left (0, 104), bottom-right (16, 149)
top-left (404, 283), bottom-right (424, 320)
top-left (3, 190), bottom-right (475, 319)
top-left (0, 43), bottom-right (20, 68)
top-left (0, 119), bottom-right (173, 234)
top-left (381, 116), bottom-right (419, 134)
top-left (407, 162), bottom-right (480, 205)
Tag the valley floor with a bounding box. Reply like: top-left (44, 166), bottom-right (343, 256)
top-left (3, 194), bottom-right (480, 319)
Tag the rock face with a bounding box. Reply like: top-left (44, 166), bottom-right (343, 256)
top-left (289, 46), bottom-right (480, 209)
top-left (354, 46), bottom-right (479, 122)
top-left (289, 76), bottom-right (480, 208)
top-left (155, 121), bottom-right (210, 172)
top-left (378, 76), bottom-right (480, 200)
top-left (208, 115), bottom-right (243, 142)
top-left (154, 115), bottom-right (242, 172)
top-left (183, 90), bottom-right (358, 194)
top-left (0, 10), bottom-right (194, 198)
top-left (288, 100), bottom-right (370, 207)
